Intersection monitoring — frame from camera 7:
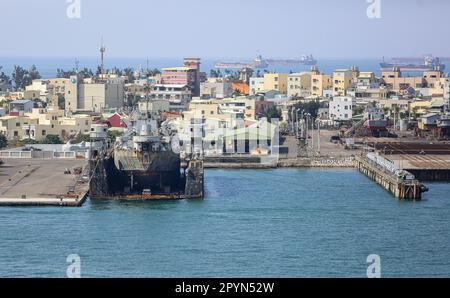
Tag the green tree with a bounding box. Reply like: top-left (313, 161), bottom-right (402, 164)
top-left (74, 133), bottom-right (90, 143)
top-left (123, 67), bottom-right (135, 82)
top-left (263, 105), bottom-right (281, 122)
top-left (107, 130), bottom-right (123, 143)
top-left (232, 89), bottom-right (242, 97)
top-left (353, 105), bottom-right (365, 116)
top-left (12, 65), bottom-right (31, 90)
top-left (29, 64), bottom-right (41, 80)
top-left (292, 100), bottom-right (323, 119)
top-left (56, 68), bottom-right (76, 78)
top-left (0, 134), bottom-right (7, 149)
top-left (43, 134), bottom-right (63, 144)
top-left (143, 68), bottom-right (161, 77)
top-left (79, 68), bottom-right (94, 78)
top-left (0, 66), bottom-right (11, 85)
top-left (210, 69), bottom-right (219, 78)
top-left (21, 138), bottom-right (39, 145)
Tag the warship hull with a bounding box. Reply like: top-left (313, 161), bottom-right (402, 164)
top-left (89, 121), bottom-right (204, 200)
top-left (90, 155), bottom-right (204, 200)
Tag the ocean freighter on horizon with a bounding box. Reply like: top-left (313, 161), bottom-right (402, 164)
top-left (214, 54), bottom-right (317, 69)
top-left (380, 56), bottom-right (445, 72)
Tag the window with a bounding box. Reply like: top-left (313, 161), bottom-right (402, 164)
top-left (42, 130), bottom-right (46, 136)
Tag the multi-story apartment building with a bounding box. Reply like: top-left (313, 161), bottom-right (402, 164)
top-left (161, 58), bottom-right (201, 97)
top-left (381, 68), bottom-right (424, 92)
top-left (150, 84), bottom-right (192, 111)
top-left (352, 86), bottom-right (388, 100)
top-left (22, 107), bottom-right (92, 141)
top-left (249, 77), bottom-right (265, 95)
top-left (333, 69), bottom-right (354, 96)
top-left (357, 72), bottom-right (377, 87)
top-left (25, 79), bottom-right (50, 102)
top-left (64, 75), bottom-right (125, 112)
top-left (200, 78), bottom-right (233, 99)
top-left (263, 73), bottom-right (288, 94)
top-left (138, 99), bottom-right (170, 116)
top-left (329, 96), bottom-right (355, 121)
top-left (311, 73), bottom-right (332, 97)
top-left (0, 115), bottom-right (37, 139)
top-left (287, 72), bottom-right (311, 98)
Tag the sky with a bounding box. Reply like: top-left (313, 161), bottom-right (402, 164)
top-left (1, 0), bottom-right (450, 59)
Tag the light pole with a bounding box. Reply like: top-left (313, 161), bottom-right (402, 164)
top-left (317, 119), bottom-right (321, 154)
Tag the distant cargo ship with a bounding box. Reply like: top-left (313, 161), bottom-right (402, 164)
top-left (380, 56), bottom-right (445, 72)
top-left (267, 55), bottom-right (317, 66)
top-left (214, 55), bottom-right (268, 69)
top-left (214, 54), bottom-right (317, 70)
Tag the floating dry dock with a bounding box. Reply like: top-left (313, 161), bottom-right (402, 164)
top-left (0, 158), bottom-right (89, 207)
top-left (356, 154), bottom-right (428, 200)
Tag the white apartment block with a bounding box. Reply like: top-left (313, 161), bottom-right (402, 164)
top-left (329, 96), bottom-right (355, 121)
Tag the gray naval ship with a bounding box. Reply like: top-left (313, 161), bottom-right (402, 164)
top-left (89, 116), bottom-right (204, 200)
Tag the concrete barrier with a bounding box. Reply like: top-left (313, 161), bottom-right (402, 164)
top-left (0, 151), bottom-right (32, 158)
top-left (0, 150), bottom-right (78, 159)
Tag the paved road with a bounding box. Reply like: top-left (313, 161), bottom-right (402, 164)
top-left (280, 130), bottom-right (359, 158)
top-left (0, 159), bottom-right (87, 199)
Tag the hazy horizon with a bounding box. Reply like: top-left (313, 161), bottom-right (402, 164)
top-left (1, 0), bottom-right (450, 59)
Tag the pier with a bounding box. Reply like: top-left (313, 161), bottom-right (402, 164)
top-left (0, 159), bottom-right (89, 207)
top-left (355, 155), bottom-right (427, 200)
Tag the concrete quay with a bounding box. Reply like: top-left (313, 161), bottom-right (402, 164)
top-left (0, 159), bottom-right (89, 207)
top-left (277, 156), bottom-right (356, 168)
top-left (355, 155), bottom-right (427, 200)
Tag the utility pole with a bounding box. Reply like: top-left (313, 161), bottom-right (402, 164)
top-left (317, 119), bottom-right (321, 153)
top-left (100, 36), bottom-right (106, 75)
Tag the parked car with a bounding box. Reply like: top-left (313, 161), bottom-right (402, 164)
top-left (329, 135), bottom-right (341, 143)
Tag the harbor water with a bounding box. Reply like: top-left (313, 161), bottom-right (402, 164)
top-left (0, 168), bottom-right (449, 277)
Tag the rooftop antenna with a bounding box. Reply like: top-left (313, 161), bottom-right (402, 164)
top-left (100, 36), bottom-right (106, 75)
top-left (74, 58), bottom-right (80, 73)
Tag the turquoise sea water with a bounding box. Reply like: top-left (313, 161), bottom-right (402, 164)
top-left (0, 168), bottom-right (449, 277)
